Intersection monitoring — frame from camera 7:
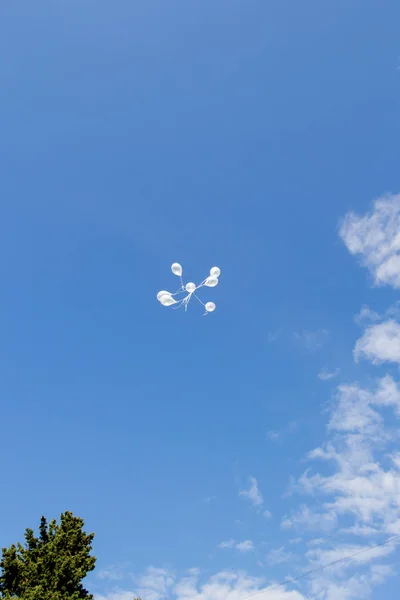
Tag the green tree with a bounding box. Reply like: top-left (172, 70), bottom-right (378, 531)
top-left (0, 511), bottom-right (96, 600)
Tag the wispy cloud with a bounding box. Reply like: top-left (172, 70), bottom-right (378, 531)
top-left (137, 567), bottom-right (175, 600)
top-left (95, 593), bottom-right (137, 600)
top-left (97, 566), bottom-right (125, 582)
top-left (266, 547), bottom-right (294, 566)
top-left (240, 476), bottom-right (263, 507)
top-left (235, 540), bottom-right (255, 553)
top-left (281, 189), bottom-right (400, 596)
top-left (307, 538), bottom-right (325, 547)
top-left (339, 193), bottom-right (400, 288)
top-left (281, 504), bottom-right (337, 533)
top-left (218, 539), bottom-right (235, 549)
top-left (289, 538), bottom-right (302, 545)
top-left (294, 329), bottom-right (329, 352)
top-left (355, 302), bottom-right (400, 326)
top-left (95, 567), bottom-right (175, 600)
top-left (282, 370), bottom-right (400, 593)
top-left (306, 543), bottom-right (394, 570)
top-left (318, 368), bottom-right (341, 381)
top-left (354, 305), bottom-right (381, 325)
top-left (266, 421), bottom-right (299, 445)
top-left (95, 570), bottom-right (305, 600)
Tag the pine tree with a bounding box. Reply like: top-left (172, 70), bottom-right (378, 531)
top-left (0, 511), bottom-right (96, 599)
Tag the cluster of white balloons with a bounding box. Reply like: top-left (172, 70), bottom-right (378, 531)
top-left (157, 263), bottom-right (221, 314)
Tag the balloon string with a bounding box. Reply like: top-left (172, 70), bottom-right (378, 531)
top-left (184, 292), bottom-right (195, 311)
top-left (174, 290), bottom-right (199, 311)
top-left (172, 286), bottom-right (186, 297)
top-left (168, 271), bottom-right (213, 313)
top-left (197, 277), bottom-right (208, 289)
top-left (172, 292), bottom-right (192, 310)
top-left (172, 297), bottom-right (187, 309)
top-left (194, 293), bottom-right (209, 316)
top-left (194, 293), bottom-right (205, 307)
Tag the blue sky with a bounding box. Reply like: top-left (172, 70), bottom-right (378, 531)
top-left (1, 1), bottom-right (400, 599)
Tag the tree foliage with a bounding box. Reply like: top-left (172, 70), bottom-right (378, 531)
top-left (0, 511), bottom-right (96, 600)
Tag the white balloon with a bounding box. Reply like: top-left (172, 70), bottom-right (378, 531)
top-left (171, 263), bottom-right (183, 277)
top-left (205, 277), bottom-right (218, 287)
top-left (160, 294), bottom-right (177, 306)
top-left (210, 266), bottom-right (221, 278)
top-left (157, 290), bottom-right (171, 301)
top-left (158, 262), bottom-right (220, 315)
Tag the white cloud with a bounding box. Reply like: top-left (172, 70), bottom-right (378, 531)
top-left (218, 539), bottom-right (254, 553)
top-left (137, 568), bottom-right (175, 600)
top-left (266, 547), bottom-right (294, 566)
top-left (264, 510), bottom-right (272, 520)
top-left (340, 525), bottom-right (381, 537)
top-left (96, 569), bottom-right (305, 600)
top-left (355, 303), bottom-right (400, 326)
top-left (318, 368), bottom-right (341, 381)
top-left (369, 563), bottom-right (395, 584)
top-left (236, 540), bottom-right (254, 553)
top-left (339, 193), bottom-right (400, 288)
top-left (326, 382), bottom-right (384, 436)
top-left (284, 374), bottom-right (400, 554)
top-left (218, 539), bottom-right (236, 549)
top-left (266, 430), bottom-right (280, 441)
top-left (94, 568), bottom-right (175, 600)
top-left (95, 593), bottom-right (137, 600)
top-left (306, 543), bottom-right (394, 570)
top-left (97, 566), bottom-right (125, 582)
top-left (281, 505), bottom-right (337, 532)
top-left (240, 477), bottom-right (263, 507)
top-left (289, 538), bottom-right (302, 545)
top-left (307, 538), bottom-right (325, 547)
top-left (387, 301), bottom-right (400, 319)
top-left (302, 545), bottom-right (396, 600)
top-left (308, 568), bottom-right (391, 600)
top-left (175, 570), bottom-right (305, 600)
top-left (354, 305), bottom-right (381, 325)
top-left (354, 319), bottom-right (400, 365)
top-left (281, 363), bottom-right (400, 598)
